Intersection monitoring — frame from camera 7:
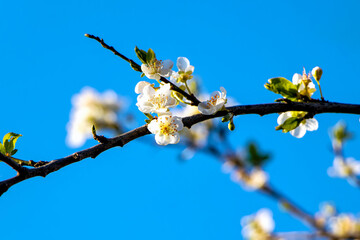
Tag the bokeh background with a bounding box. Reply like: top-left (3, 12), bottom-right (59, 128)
top-left (1, 0), bottom-right (360, 239)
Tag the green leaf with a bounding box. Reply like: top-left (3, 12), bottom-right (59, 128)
top-left (265, 77), bottom-right (299, 101)
top-left (4, 140), bottom-right (11, 154)
top-left (275, 117), bottom-right (303, 133)
top-left (146, 48), bottom-right (156, 63)
top-left (1, 132), bottom-right (22, 156)
top-left (11, 149), bottom-right (18, 156)
top-left (0, 144), bottom-right (5, 155)
top-left (141, 73), bottom-right (145, 78)
top-left (247, 142), bottom-right (270, 167)
top-left (134, 46), bottom-right (147, 64)
top-left (3, 132), bottom-right (22, 146)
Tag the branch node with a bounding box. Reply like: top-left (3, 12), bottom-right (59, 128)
top-left (92, 125), bottom-right (109, 144)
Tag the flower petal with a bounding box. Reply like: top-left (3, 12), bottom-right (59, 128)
top-left (147, 119), bottom-right (159, 134)
top-left (292, 73), bottom-right (302, 85)
top-left (220, 87), bottom-right (227, 98)
top-left (185, 65), bottom-right (194, 73)
top-left (277, 112), bottom-right (291, 125)
top-left (160, 60), bottom-right (174, 77)
top-left (290, 125), bottom-right (306, 138)
top-left (177, 57), bottom-right (190, 71)
top-left (304, 118), bottom-right (318, 131)
top-left (135, 81), bottom-right (150, 94)
top-left (198, 102), bottom-right (216, 115)
top-left (169, 133), bottom-right (180, 144)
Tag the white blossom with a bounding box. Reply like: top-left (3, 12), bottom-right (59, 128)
top-left (198, 87), bottom-right (227, 115)
top-left (141, 59), bottom-right (173, 80)
top-left (66, 87), bottom-right (122, 148)
top-left (241, 208), bottom-right (275, 240)
top-left (232, 168), bottom-right (268, 191)
top-left (328, 214), bottom-right (360, 238)
top-left (292, 69), bottom-right (316, 98)
top-left (147, 115), bottom-right (184, 146)
top-left (171, 57), bottom-right (194, 83)
top-left (135, 81), bottom-right (177, 114)
top-left (328, 157), bottom-right (360, 180)
top-left (277, 111), bottom-right (318, 138)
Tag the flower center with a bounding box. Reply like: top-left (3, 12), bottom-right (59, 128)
top-left (159, 117), bottom-right (177, 135)
top-left (149, 59), bottom-right (163, 74)
top-left (207, 94), bottom-right (220, 106)
top-left (150, 93), bottom-right (168, 110)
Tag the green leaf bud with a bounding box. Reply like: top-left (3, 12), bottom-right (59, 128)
top-left (228, 120), bottom-right (235, 131)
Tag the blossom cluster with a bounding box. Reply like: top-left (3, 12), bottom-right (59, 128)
top-left (273, 67), bottom-right (321, 138)
top-left (328, 121), bottom-right (360, 185)
top-left (315, 203), bottom-right (360, 238)
top-left (136, 53), bottom-right (227, 145)
top-left (66, 87), bottom-right (124, 148)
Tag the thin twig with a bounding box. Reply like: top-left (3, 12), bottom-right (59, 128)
top-left (0, 153), bottom-right (27, 174)
top-left (84, 34), bottom-right (201, 106)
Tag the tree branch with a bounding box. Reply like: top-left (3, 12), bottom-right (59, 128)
top-left (1, 101), bottom-right (359, 196)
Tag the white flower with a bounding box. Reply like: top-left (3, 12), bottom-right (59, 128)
top-left (277, 111), bottom-right (318, 138)
top-left (198, 87), bottom-right (227, 115)
top-left (66, 87), bottom-right (122, 148)
top-left (147, 115), bottom-right (184, 145)
top-left (292, 69), bottom-right (316, 98)
top-left (328, 214), bottom-right (360, 238)
top-left (232, 168), bottom-right (268, 191)
top-left (328, 157), bottom-right (360, 178)
top-left (141, 59), bottom-right (173, 80)
top-left (135, 81), bottom-right (177, 114)
top-left (170, 57), bottom-right (194, 83)
top-left (241, 209), bottom-right (275, 240)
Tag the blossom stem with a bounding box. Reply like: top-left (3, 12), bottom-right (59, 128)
top-left (315, 80), bottom-right (325, 101)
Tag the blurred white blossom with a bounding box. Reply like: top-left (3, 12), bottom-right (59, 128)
top-left (328, 157), bottom-right (360, 183)
top-left (328, 214), bottom-right (360, 238)
top-left (241, 208), bottom-right (275, 240)
top-left (232, 168), bottom-right (268, 191)
top-left (66, 87), bottom-right (122, 148)
top-left (277, 111), bottom-right (318, 138)
top-left (315, 202), bottom-right (337, 227)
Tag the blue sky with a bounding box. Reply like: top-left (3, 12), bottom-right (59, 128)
top-left (1, 0), bottom-right (360, 239)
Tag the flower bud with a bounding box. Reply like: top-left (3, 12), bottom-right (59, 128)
top-left (228, 120), bottom-right (235, 131)
top-left (312, 66), bottom-right (323, 81)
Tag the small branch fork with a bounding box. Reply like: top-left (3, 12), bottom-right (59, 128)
top-left (84, 34), bottom-right (201, 106)
top-left (1, 101), bottom-right (360, 197)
